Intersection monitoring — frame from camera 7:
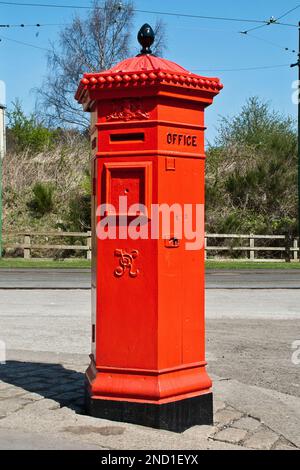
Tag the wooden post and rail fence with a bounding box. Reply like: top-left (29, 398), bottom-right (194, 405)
top-left (1, 231), bottom-right (299, 262)
top-left (2, 231), bottom-right (92, 260)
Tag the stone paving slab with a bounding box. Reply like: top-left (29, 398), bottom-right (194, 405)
top-left (232, 416), bottom-right (261, 432)
top-left (214, 408), bottom-right (243, 426)
top-left (0, 428), bottom-right (103, 450)
top-left (213, 377), bottom-right (300, 449)
top-left (212, 428), bottom-right (248, 445)
top-left (0, 356), bottom-right (299, 450)
top-left (243, 427), bottom-right (279, 450)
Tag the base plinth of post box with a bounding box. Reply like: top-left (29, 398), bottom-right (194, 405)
top-left (85, 389), bottom-right (213, 433)
top-left (85, 357), bottom-right (213, 432)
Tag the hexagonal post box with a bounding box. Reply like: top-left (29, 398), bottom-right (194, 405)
top-left (75, 24), bottom-right (223, 433)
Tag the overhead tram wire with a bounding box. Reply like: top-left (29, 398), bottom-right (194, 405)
top-left (0, 23), bottom-right (295, 56)
top-left (193, 64), bottom-right (290, 73)
top-left (0, 33), bottom-right (50, 50)
top-left (133, 10), bottom-right (295, 27)
top-left (0, 0), bottom-right (91, 8)
top-left (241, 4), bottom-right (300, 34)
top-left (238, 5), bottom-right (300, 53)
top-left (0, 23), bottom-right (67, 28)
top-left (169, 22), bottom-right (296, 56)
top-left (0, 31), bottom-right (291, 73)
top-left (240, 22), bottom-right (277, 34)
top-left (239, 31), bottom-right (296, 54)
top-left (0, 18), bottom-right (296, 55)
top-left (0, 4), bottom-right (298, 54)
top-left (0, 21), bottom-right (296, 58)
top-left (277, 4), bottom-right (300, 20)
top-left (0, 1), bottom-right (297, 28)
top-left (0, 3), bottom-right (296, 68)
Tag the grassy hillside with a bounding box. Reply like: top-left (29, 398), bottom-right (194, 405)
top-left (3, 134), bottom-right (91, 235)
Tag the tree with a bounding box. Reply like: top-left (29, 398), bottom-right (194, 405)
top-left (37, 0), bottom-right (166, 129)
top-left (206, 97), bottom-right (298, 235)
top-left (7, 100), bottom-right (56, 153)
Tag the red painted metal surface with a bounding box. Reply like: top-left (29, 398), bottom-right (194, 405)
top-left (76, 50), bottom-right (222, 406)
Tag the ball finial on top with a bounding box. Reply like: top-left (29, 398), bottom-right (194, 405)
top-left (137, 24), bottom-right (155, 55)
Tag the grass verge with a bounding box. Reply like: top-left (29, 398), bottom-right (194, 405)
top-left (0, 258), bottom-right (300, 269)
top-left (206, 260), bottom-right (300, 269)
top-left (0, 258), bottom-right (92, 269)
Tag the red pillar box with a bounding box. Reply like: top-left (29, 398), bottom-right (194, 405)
top-left (75, 24), bottom-right (223, 432)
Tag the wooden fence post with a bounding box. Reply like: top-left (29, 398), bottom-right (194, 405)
top-left (285, 234), bottom-right (292, 263)
top-left (24, 233), bottom-right (31, 259)
top-left (87, 231), bottom-right (92, 260)
top-left (293, 238), bottom-right (298, 262)
top-left (249, 234), bottom-right (255, 261)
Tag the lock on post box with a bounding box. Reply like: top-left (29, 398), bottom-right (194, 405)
top-left (75, 24), bottom-right (223, 433)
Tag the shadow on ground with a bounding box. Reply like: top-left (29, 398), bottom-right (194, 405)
top-left (0, 361), bottom-right (86, 414)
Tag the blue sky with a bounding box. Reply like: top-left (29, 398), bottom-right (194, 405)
top-left (0, 0), bottom-right (299, 142)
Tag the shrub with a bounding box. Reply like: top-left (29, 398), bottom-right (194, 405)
top-left (27, 183), bottom-right (54, 218)
top-left (7, 100), bottom-right (57, 153)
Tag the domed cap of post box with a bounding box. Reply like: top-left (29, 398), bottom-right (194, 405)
top-left (75, 24), bottom-right (223, 104)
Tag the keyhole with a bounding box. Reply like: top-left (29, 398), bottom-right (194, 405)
top-left (172, 238), bottom-right (179, 246)
top-left (124, 189), bottom-right (129, 194)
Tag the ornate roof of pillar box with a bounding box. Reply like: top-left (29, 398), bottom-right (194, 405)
top-left (75, 23), bottom-right (223, 105)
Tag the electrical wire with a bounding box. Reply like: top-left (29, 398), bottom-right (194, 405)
top-left (239, 31), bottom-right (296, 54)
top-left (0, 1), bottom-right (297, 27)
top-left (0, 32), bottom-right (291, 73)
top-left (170, 23), bottom-right (296, 55)
top-left (1, 23), bottom-right (293, 57)
top-left (0, 23), bottom-right (67, 27)
top-left (241, 22), bottom-right (277, 34)
top-left (134, 9), bottom-right (291, 26)
top-left (0, 22), bottom-right (243, 31)
top-left (277, 4), bottom-right (300, 21)
top-left (238, 4), bottom-right (300, 56)
top-left (0, 20), bottom-right (295, 57)
top-left (0, 3), bottom-right (297, 64)
top-left (0, 33), bottom-right (50, 50)
top-left (0, 0), bottom-right (89, 8)
top-left (242, 4), bottom-right (300, 34)
top-left (192, 64), bottom-right (290, 72)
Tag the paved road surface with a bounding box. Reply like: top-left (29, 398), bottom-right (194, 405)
top-left (207, 269), bottom-right (300, 289)
top-left (1, 268), bottom-right (300, 289)
top-left (0, 269), bottom-right (91, 289)
top-left (0, 288), bottom-right (299, 450)
top-left (0, 288), bottom-right (299, 399)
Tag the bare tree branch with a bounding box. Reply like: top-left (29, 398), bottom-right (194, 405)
top-left (36, 0), bottom-right (166, 129)
top-left (36, 0), bottom-right (167, 129)
top-left (36, 1), bottom-right (132, 128)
